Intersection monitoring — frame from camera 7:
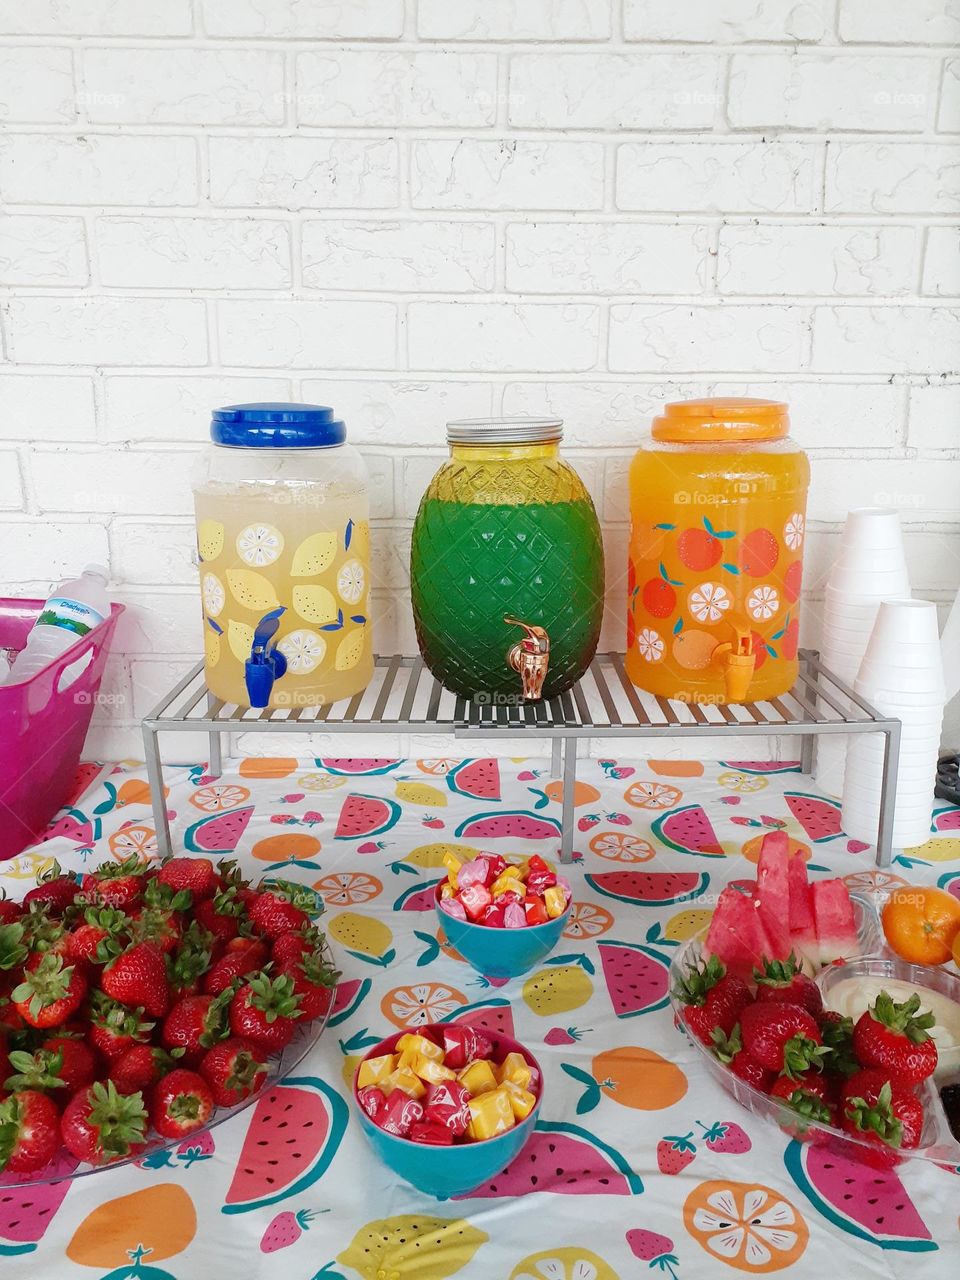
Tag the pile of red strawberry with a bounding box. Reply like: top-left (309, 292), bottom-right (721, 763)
top-left (675, 952), bottom-right (936, 1163)
top-left (0, 855), bottom-right (337, 1175)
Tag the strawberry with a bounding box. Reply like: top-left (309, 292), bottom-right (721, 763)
top-left (102, 941), bottom-right (170, 1019)
top-left (229, 972), bottom-right (303, 1051)
top-left (0, 1090), bottom-right (61, 1172)
top-left (818, 1009), bottom-right (859, 1078)
top-left (695, 1119), bottom-right (751, 1154)
top-left (166, 921), bottom-right (216, 997)
top-left (0, 920), bottom-right (28, 972)
top-left (248, 890), bottom-right (311, 941)
top-left (108, 1044), bottom-right (175, 1096)
top-left (271, 927), bottom-right (321, 967)
top-left (0, 892), bottom-right (22, 924)
top-left (60, 1080), bottom-right (148, 1165)
top-left (199, 1036), bottom-right (268, 1107)
top-left (194, 887), bottom-right (244, 945)
top-left (67, 906), bottom-right (129, 966)
top-left (19, 905), bottom-right (67, 955)
top-left (754, 954), bottom-right (823, 1017)
top-left (852, 991), bottom-right (938, 1086)
top-left (769, 1072), bottom-right (835, 1128)
top-left (4, 1037), bottom-right (97, 1098)
top-left (22, 861), bottom-right (79, 914)
top-left (740, 1001), bottom-right (829, 1079)
top-left (12, 951), bottom-right (87, 1028)
top-left (79, 856), bottom-right (147, 912)
top-left (161, 991), bottom-right (232, 1063)
top-left (150, 1067), bottom-right (213, 1139)
top-left (840, 1067), bottom-right (924, 1163)
top-left (87, 992), bottom-right (154, 1061)
top-left (711, 1025), bottom-right (774, 1092)
top-left (202, 939), bottom-right (269, 996)
top-left (157, 857), bottom-right (219, 901)
top-left (275, 950), bottom-right (337, 1021)
top-left (656, 1132), bottom-right (696, 1174)
top-left (673, 956), bottom-right (751, 1047)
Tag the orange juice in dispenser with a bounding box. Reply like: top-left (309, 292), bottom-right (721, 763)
top-left (626, 398), bottom-right (809, 705)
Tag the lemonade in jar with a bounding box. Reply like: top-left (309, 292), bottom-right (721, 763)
top-left (626, 398), bottom-right (809, 705)
top-left (193, 403), bottom-right (373, 709)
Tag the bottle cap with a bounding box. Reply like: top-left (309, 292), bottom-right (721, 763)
top-left (211, 403), bottom-right (346, 448)
top-left (652, 398), bottom-right (789, 443)
top-left (446, 417), bottom-right (563, 446)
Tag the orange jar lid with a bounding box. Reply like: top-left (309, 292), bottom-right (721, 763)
top-left (651, 397), bottom-right (789, 443)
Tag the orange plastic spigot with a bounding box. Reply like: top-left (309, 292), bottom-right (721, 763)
top-left (712, 626), bottom-right (757, 704)
top-left (504, 617), bottom-right (550, 701)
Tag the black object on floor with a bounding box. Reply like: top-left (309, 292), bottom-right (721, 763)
top-left (935, 754), bottom-right (960, 807)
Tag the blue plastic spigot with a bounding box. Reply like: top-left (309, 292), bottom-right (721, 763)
top-left (244, 607), bottom-right (287, 708)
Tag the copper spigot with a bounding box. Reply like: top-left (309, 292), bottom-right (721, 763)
top-left (505, 617), bottom-right (550, 700)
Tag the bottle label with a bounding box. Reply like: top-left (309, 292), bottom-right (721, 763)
top-left (35, 596), bottom-right (106, 638)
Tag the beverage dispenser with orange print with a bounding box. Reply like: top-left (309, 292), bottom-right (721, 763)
top-left (626, 399), bottom-right (809, 705)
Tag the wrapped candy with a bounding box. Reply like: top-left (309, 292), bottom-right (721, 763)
top-left (398, 1033), bottom-right (444, 1068)
top-left (357, 1053), bottom-right (397, 1089)
top-left (524, 896), bottom-right (548, 925)
top-left (382, 1066), bottom-right (427, 1100)
top-left (377, 1090), bottom-right (424, 1137)
top-left (441, 1024), bottom-right (491, 1070)
top-left (501, 1078), bottom-right (537, 1121)
top-left (544, 886), bottom-right (567, 919)
top-left (439, 851), bottom-right (571, 930)
top-left (503, 902), bottom-right (526, 929)
top-left (408, 1121), bottom-right (455, 1145)
top-left (457, 858), bottom-right (491, 891)
top-left (466, 1087), bottom-right (515, 1140)
top-left (459, 881), bottom-right (492, 921)
top-left (438, 895), bottom-right (467, 921)
top-left (480, 902), bottom-right (505, 929)
top-left (358, 1086), bottom-right (387, 1121)
top-left (526, 869), bottom-right (557, 897)
top-left (458, 1058), bottom-right (498, 1097)
top-left (422, 1079), bottom-right (471, 1137)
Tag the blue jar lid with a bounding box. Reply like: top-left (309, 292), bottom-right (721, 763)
top-left (210, 402), bottom-right (346, 448)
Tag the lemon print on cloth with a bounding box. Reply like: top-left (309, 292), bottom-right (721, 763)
top-left (293, 584), bottom-right (339, 626)
top-left (226, 569), bottom-right (279, 611)
top-left (197, 518), bottom-right (224, 561)
top-left (523, 964), bottom-right (593, 1016)
top-left (511, 1248), bottom-right (620, 1280)
top-left (328, 911), bottom-right (395, 965)
top-left (228, 620), bottom-right (254, 663)
top-left (395, 781), bottom-right (448, 807)
top-left (337, 1215), bottom-right (487, 1280)
top-left (291, 530), bottom-right (338, 576)
top-left (336, 624), bottom-right (368, 671)
top-left (236, 522), bottom-right (284, 567)
top-left (337, 558), bottom-right (366, 605)
top-left (277, 628), bottom-right (326, 675)
top-left (202, 571), bottom-right (225, 618)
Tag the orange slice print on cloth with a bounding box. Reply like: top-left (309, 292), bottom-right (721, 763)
top-left (189, 783), bottom-right (251, 812)
top-left (588, 831), bottom-right (656, 863)
top-left (313, 871), bottom-right (383, 906)
top-left (67, 1184), bottom-right (196, 1270)
top-left (684, 1180), bottom-right (808, 1273)
top-left (842, 868), bottom-right (909, 897)
top-left (381, 983), bottom-right (468, 1029)
top-left (563, 901), bottom-right (614, 940)
top-left (250, 832), bottom-right (322, 868)
top-left (416, 759), bottom-right (460, 775)
top-left (717, 772), bottom-right (769, 794)
top-left (624, 781), bottom-right (683, 810)
top-left (107, 823), bottom-right (158, 864)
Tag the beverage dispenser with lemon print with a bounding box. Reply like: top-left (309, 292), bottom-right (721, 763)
top-left (193, 403), bottom-right (373, 709)
top-left (626, 399), bottom-right (809, 705)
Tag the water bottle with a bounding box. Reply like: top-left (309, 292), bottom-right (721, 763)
top-left (5, 566), bottom-right (111, 685)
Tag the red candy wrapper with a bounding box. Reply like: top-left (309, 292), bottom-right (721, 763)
top-left (484, 854), bottom-right (507, 881)
top-left (358, 1086), bottom-right (387, 1121)
top-left (408, 1120), bottom-right (455, 1146)
top-left (527, 855), bottom-right (550, 875)
top-left (526, 869), bottom-right (557, 896)
top-left (524, 895), bottom-right (548, 925)
top-left (440, 1025), bottom-right (493, 1071)
top-left (423, 1079), bottom-right (471, 1137)
top-left (459, 881), bottom-right (492, 921)
top-left (481, 902), bottom-right (506, 929)
top-left (376, 1090), bottom-right (424, 1137)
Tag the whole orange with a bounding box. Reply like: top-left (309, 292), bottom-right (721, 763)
top-left (882, 885), bottom-right (960, 965)
top-left (739, 528), bottom-right (780, 577)
top-left (642, 577), bottom-right (676, 618)
top-left (677, 527), bottom-right (721, 571)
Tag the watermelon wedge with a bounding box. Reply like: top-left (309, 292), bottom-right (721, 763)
top-left (222, 1076), bottom-right (348, 1213)
top-left (651, 805), bottom-right (725, 856)
top-left (455, 811), bottom-right (561, 841)
top-left (328, 977), bottom-right (371, 1028)
top-left (335, 794), bottom-right (401, 839)
top-left (784, 1140), bottom-right (936, 1252)
top-left (393, 878), bottom-right (445, 912)
top-left (184, 806), bottom-right (253, 853)
top-left (439, 997), bottom-right (514, 1039)
top-left (585, 870), bottom-right (710, 906)
top-left (810, 879), bottom-right (858, 965)
top-left (316, 759), bottom-right (400, 776)
top-left (721, 760), bottom-right (801, 774)
top-left (597, 940), bottom-right (672, 1018)
top-left (756, 832), bottom-right (791, 943)
top-left (787, 854), bottom-right (816, 966)
top-left (785, 792), bottom-right (844, 843)
top-left (703, 884), bottom-right (787, 977)
top-left (446, 759), bottom-right (501, 801)
top-left (454, 1119), bottom-right (642, 1198)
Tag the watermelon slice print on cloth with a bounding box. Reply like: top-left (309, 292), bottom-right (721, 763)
top-left (0, 1152), bottom-right (78, 1256)
top-left (932, 806), bottom-right (960, 832)
top-left (454, 811), bottom-right (562, 841)
top-left (720, 760), bottom-right (801, 775)
top-left (651, 805), bottom-right (727, 857)
top-left (39, 810), bottom-right (96, 848)
top-left (783, 1140), bottom-right (936, 1253)
top-left (184, 805), bottom-right (253, 853)
top-left (316, 759), bottom-right (400, 775)
top-left (223, 1076), bottom-right (348, 1214)
top-left (598, 936), bottom-right (675, 1018)
top-left (785, 792), bottom-right (845, 843)
top-left (335, 794), bottom-right (401, 839)
top-left (455, 1119), bottom-right (642, 1199)
top-left (585, 870), bottom-right (710, 906)
top-left (327, 977), bottom-right (372, 1028)
top-left (439, 997), bottom-right (515, 1039)
top-left (393, 877), bottom-right (445, 912)
top-left (446, 759), bottom-right (501, 801)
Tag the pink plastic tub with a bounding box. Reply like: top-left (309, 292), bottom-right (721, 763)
top-left (0, 598), bottom-right (123, 861)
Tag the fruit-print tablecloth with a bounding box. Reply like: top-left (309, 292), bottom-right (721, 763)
top-left (3, 755), bottom-right (960, 1280)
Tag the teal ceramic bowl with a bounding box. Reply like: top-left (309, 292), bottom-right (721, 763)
top-left (434, 883), bottom-right (571, 979)
top-left (352, 1025), bottom-right (543, 1199)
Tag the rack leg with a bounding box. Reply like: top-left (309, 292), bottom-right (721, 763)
top-left (142, 723), bottom-right (173, 859)
top-left (876, 721), bottom-right (901, 869)
top-left (800, 733), bottom-right (815, 776)
top-left (560, 737), bottom-right (577, 865)
top-left (207, 697), bottom-right (222, 778)
top-left (551, 738), bottom-right (561, 778)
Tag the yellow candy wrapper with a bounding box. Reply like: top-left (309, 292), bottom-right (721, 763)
top-left (544, 885), bottom-right (567, 918)
top-left (466, 1087), bottom-right (516, 1140)
top-left (357, 1053), bottom-right (397, 1089)
top-left (383, 1066), bottom-right (427, 1100)
top-left (398, 1033), bottom-right (444, 1070)
top-left (457, 1058), bottom-right (498, 1097)
top-left (412, 1053), bottom-right (456, 1084)
top-left (496, 1051), bottom-right (532, 1090)
top-left (501, 1078), bottom-right (537, 1120)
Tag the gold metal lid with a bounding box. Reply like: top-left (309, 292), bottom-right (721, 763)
top-left (446, 417), bottom-right (563, 445)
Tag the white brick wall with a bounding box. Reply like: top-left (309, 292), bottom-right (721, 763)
top-left (0, 1), bottom-right (958, 760)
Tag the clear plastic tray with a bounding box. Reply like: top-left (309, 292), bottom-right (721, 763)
top-left (668, 895), bottom-right (960, 1166)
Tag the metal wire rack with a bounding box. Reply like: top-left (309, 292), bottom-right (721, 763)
top-left (142, 649), bottom-right (901, 866)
